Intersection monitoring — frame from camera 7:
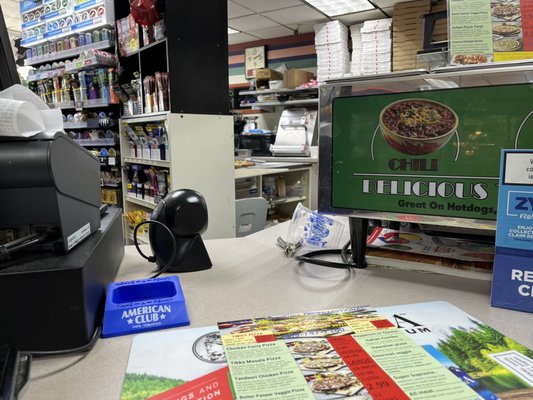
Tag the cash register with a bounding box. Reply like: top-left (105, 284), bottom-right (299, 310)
top-left (0, 132), bottom-right (102, 254)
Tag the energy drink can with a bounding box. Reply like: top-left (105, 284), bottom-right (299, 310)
top-left (92, 29), bottom-right (100, 42)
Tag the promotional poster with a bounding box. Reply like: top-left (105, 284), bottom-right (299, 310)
top-left (492, 149), bottom-right (533, 313)
top-left (331, 84), bottom-right (533, 221)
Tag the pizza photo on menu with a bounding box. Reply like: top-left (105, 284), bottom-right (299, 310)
top-left (491, 1), bottom-right (521, 20)
top-left (493, 38), bottom-right (522, 51)
top-left (453, 54), bottom-right (489, 64)
top-left (492, 22), bottom-right (521, 36)
top-left (297, 355), bottom-right (346, 372)
top-left (285, 338), bottom-right (334, 357)
top-left (305, 371), bottom-right (367, 398)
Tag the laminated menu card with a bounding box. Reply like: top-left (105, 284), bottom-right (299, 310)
top-left (122, 302), bottom-right (533, 399)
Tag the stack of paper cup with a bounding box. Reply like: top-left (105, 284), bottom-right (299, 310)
top-left (361, 18), bottom-right (392, 75)
top-left (314, 21), bottom-right (350, 82)
top-left (350, 23), bottom-right (364, 76)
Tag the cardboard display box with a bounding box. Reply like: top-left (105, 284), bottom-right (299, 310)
top-left (283, 69), bottom-right (315, 89)
top-left (392, 0), bottom-right (430, 71)
top-left (255, 68), bottom-right (283, 81)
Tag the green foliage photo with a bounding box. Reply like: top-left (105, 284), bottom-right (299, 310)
top-left (438, 319), bottom-right (533, 393)
top-left (120, 373), bottom-right (186, 400)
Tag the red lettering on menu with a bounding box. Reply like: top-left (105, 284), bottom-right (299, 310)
top-left (521, 0), bottom-right (533, 51)
top-left (255, 334), bottom-right (277, 343)
top-left (148, 367), bottom-right (233, 400)
top-left (328, 336), bottom-right (409, 400)
top-left (371, 319), bottom-right (395, 329)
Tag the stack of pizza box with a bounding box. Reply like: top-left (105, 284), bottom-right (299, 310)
top-left (314, 21), bottom-right (350, 82)
top-left (361, 18), bottom-right (393, 75)
top-left (392, 0), bottom-right (431, 71)
top-left (350, 23), bottom-right (364, 76)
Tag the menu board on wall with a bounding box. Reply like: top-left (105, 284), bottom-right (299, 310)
top-left (331, 83), bottom-right (533, 221)
top-left (449, 0), bottom-right (533, 64)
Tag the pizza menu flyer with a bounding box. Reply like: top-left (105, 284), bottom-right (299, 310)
top-left (450, 0), bottom-right (533, 65)
top-left (121, 302), bottom-right (533, 399)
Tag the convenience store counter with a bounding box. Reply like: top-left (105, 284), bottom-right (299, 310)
top-left (22, 222), bottom-right (533, 400)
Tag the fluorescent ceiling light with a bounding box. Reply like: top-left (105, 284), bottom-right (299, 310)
top-left (228, 27), bottom-right (240, 34)
top-left (304, 0), bottom-right (375, 16)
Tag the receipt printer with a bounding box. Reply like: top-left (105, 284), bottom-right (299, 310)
top-left (0, 132), bottom-right (101, 252)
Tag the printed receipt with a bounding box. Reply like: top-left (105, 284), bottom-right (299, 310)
top-left (223, 340), bottom-right (314, 400)
top-left (0, 98), bottom-right (44, 137)
top-left (0, 84), bottom-right (62, 137)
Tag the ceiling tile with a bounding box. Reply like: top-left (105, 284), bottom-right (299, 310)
top-left (287, 22), bottom-right (327, 35)
top-left (233, 0), bottom-right (303, 13)
top-left (248, 26), bottom-right (294, 39)
top-left (228, 32), bottom-right (261, 45)
top-left (373, 0), bottom-right (412, 8)
top-left (335, 9), bottom-right (390, 26)
top-left (262, 5), bottom-right (327, 25)
top-left (228, 1), bottom-right (255, 19)
top-left (229, 14), bottom-right (283, 31)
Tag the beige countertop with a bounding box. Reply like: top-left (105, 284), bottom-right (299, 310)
top-left (22, 222), bottom-right (533, 400)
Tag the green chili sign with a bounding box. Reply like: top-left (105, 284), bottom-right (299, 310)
top-left (331, 84), bottom-right (533, 220)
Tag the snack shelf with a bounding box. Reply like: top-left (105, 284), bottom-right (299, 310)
top-left (74, 0), bottom-right (105, 12)
top-left (27, 60), bottom-right (114, 82)
top-left (123, 157), bottom-right (170, 168)
top-left (64, 56), bottom-right (116, 72)
top-left (20, 1), bottom-right (44, 15)
top-left (270, 195), bottom-right (307, 206)
top-left (101, 181), bottom-right (121, 188)
top-left (239, 87), bottom-right (318, 96)
top-left (64, 118), bottom-right (116, 129)
top-left (240, 98), bottom-right (319, 107)
top-left (28, 68), bottom-right (65, 81)
top-left (21, 19), bottom-right (45, 30)
top-left (22, 21), bottom-right (113, 47)
top-left (75, 138), bottom-right (115, 146)
top-left (120, 111), bottom-right (169, 123)
top-left (41, 9), bottom-right (71, 23)
top-left (127, 231), bottom-right (149, 245)
top-left (124, 38), bottom-right (167, 57)
top-left (24, 38), bottom-right (114, 66)
top-left (125, 196), bottom-right (157, 210)
top-left (49, 99), bottom-right (117, 109)
top-left (65, 121), bottom-right (98, 129)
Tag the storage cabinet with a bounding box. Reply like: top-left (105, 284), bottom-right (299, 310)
top-left (121, 113), bottom-right (235, 242)
top-left (235, 166), bottom-right (311, 223)
top-left (238, 87), bottom-right (318, 109)
top-left (114, 0), bottom-right (235, 240)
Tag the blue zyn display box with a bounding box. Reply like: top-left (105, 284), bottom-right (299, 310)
top-left (491, 150), bottom-right (533, 314)
top-left (102, 276), bottom-right (190, 338)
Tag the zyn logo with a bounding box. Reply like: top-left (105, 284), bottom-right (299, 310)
top-left (507, 191), bottom-right (533, 217)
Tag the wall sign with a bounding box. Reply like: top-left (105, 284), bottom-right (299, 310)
top-left (449, 0), bottom-right (533, 65)
top-left (331, 84), bottom-right (533, 221)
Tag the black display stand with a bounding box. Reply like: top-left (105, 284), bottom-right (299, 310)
top-left (113, 0), bottom-right (229, 115)
top-left (349, 217), bottom-right (369, 268)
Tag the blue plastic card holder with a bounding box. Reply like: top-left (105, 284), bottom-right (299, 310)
top-left (102, 276), bottom-right (190, 338)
